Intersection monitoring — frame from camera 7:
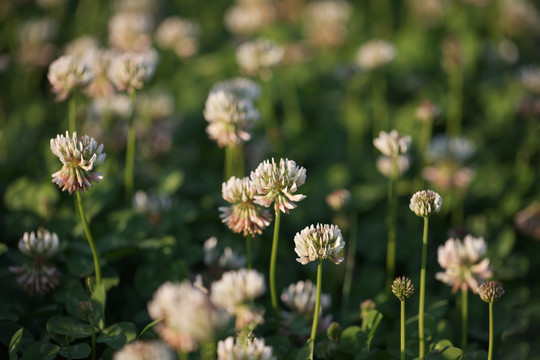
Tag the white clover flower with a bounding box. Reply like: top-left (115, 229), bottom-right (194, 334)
top-left (427, 135), bottom-right (475, 164)
top-left (376, 155), bottom-right (410, 179)
top-left (478, 281), bottom-right (505, 304)
top-left (18, 228), bottom-right (59, 259)
top-left (89, 93), bottom-right (133, 120)
top-left (108, 49), bottom-right (158, 93)
top-left (409, 190), bottom-right (442, 217)
top-left (47, 55), bottom-right (94, 101)
top-left (294, 224), bottom-right (345, 265)
top-left (82, 48), bottom-right (118, 98)
top-left (435, 235), bottom-right (493, 293)
top-left (211, 77), bottom-right (261, 101)
top-left (224, 0), bottom-right (275, 36)
top-left (519, 66), bottom-right (540, 94)
top-left (65, 36), bottom-right (99, 58)
top-left (236, 38), bottom-right (284, 79)
top-left (155, 16), bottom-right (199, 58)
top-left (219, 176), bottom-right (272, 237)
top-left (50, 131), bottom-right (106, 194)
top-left (133, 190), bottom-right (172, 223)
top-left (373, 130), bottom-right (411, 157)
top-left (356, 39), bottom-right (396, 71)
top-left (250, 158), bottom-right (306, 214)
top-left (203, 237), bottom-right (220, 265)
top-left (204, 90), bottom-right (260, 147)
top-left (148, 281), bottom-right (229, 352)
top-left (113, 341), bottom-right (175, 360)
top-left (326, 188), bottom-right (350, 212)
top-left (108, 12), bottom-right (154, 53)
top-left (211, 268), bottom-right (266, 311)
top-left (217, 336), bottom-right (276, 360)
top-left (302, 0), bottom-right (352, 48)
top-left (281, 279), bottom-right (331, 315)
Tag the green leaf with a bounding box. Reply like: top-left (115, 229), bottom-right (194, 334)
top-left (0, 243), bottom-right (7, 256)
top-left (90, 284), bottom-right (107, 328)
top-left (265, 334), bottom-right (292, 360)
top-left (338, 326), bottom-right (362, 354)
top-left (295, 339), bottom-right (314, 360)
top-left (9, 328), bottom-right (24, 360)
top-left (47, 316), bottom-right (93, 339)
top-left (430, 340), bottom-right (464, 360)
top-left (365, 310), bottom-right (383, 350)
top-left (3, 177), bottom-right (59, 219)
top-left (159, 170), bottom-right (185, 194)
top-left (20, 341), bottom-right (60, 360)
top-left (96, 322), bottom-right (137, 349)
top-left (59, 343), bottom-right (91, 359)
top-left (66, 256), bottom-right (95, 278)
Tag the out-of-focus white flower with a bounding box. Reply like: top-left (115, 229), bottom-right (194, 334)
top-left (203, 237), bottom-right (220, 265)
top-left (48, 55), bottom-right (94, 101)
top-left (302, 0), bottom-right (352, 48)
top-left (113, 0), bottom-right (157, 13)
top-left (219, 177), bottom-right (272, 237)
top-left (515, 202), bottom-right (540, 241)
top-left (211, 268), bottom-right (265, 311)
top-left (82, 48), bottom-right (118, 98)
top-left (250, 158), bottom-right (306, 214)
top-left (326, 188), bottom-right (350, 212)
top-left (373, 130), bottom-right (411, 157)
top-left (519, 66), bottom-right (540, 94)
top-left (281, 279), bottom-right (331, 315)
top-left (133, 190), bottom-right (172, 223)
top-left (427, 135), bottom-right (475, 163)
top-left (435, 235), bottom-right (493, 293)
top-left (18, 228), bottom-right (59, 259)
top-left (108, 49), bottom-right (158, 93)
top-left (376, 155), bottom-right (410, 178)
top-left (113, 341), bottom-right (175, 360)
top-left (224, 0), bottom-right (275, 36)
top-left (499, 0), bottom-right (540, 37)
top-left (217, 336), bottom-right (276, 360)
top-left (89, 94), bottom-right (133, 119)
top-left (236, 38), bottom-right (284, 80)
top-left (356, 39), bottom-right (396, 71)
top-left (108, 12), bottom-right (154, 53)
top-left (50, 131), bottom-right (106, 194)
top-left (415, 100), bottom-right (440, 123)
top-left (204, 90), bottom-right (260, 148)
top-left (294, 224), bottom-right (345, 265)
top-left (203, 237), bottom-right (247, 269)
top-left (211, 77), bottom-right (261, 100)
top-left (148, 280), bottom-right (229, 353)
top-left (65, 36), bottom-right (100, 58)
top-left (407, 0), bottom-right (448, 27)
top-left (17, 18), bottom-right (58, 67)
top-left (155, 16), bottom-right (199, 58)
top-left (409, 190), bottom-right (442, 217)
top-left (136, 90), bottom-right (175, 120)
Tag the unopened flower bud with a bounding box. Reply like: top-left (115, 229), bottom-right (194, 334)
top-left (327, 322), bottom-right (342, 342)
top-left (478, 281), bottom-right (505, 304)
top-left (391, 276), bottom-right (415, 301)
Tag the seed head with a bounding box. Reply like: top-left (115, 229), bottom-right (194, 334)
top-left (409, 190), bottom-right (442, 217)
top-left (478, 281), bottom-right (505, 303)
top-left (294, 223), bottom-right (345, 265)
top-left (391, 276), bottom-right (415, 301)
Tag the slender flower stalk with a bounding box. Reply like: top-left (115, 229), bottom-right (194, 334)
top-left (461, 288), bottom-right (468, 353)
top-left (77, 191), bottom-right (101, 286)
top-left (478, 281), bottom-right (504, 360)
top-left (311, 259), bottom-right (323, 342)
top-left (269, 210), bottom-right (281, 327)
top-left (125, 90), bottom-right (137, 200)
top-left (246, 234), bottom-right (252, 269)
top-left (392, 276), bottom-right (415, 360)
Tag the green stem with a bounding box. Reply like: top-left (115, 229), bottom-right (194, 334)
top-left (488, 302), bottom-right (493, 360)
top-left (124, 91), bottom-right (137, 201)
top-left (224, 145), bottom-right (233, 181)
top-left (178, 351), bottom-right (188, 360)
top-left (65, 336), bottom-right (72, 360)
top-left (246, 234), bottom-right (252, 270)
top-left (418, 216), bottom-right (429, 359)
top-left (201, 340), bottom-right (216, 360)
top-left (69, 97), bottom-right (76, 134)
top-left (386, 157), bottom-right (398, 289)
top-left (311, 259), bottom-right (323, 343)
top-left (90, 319), bottom-right (96, 360)
top-left (372, 72), bottom-right (388, 139)
top-left (261, 80), bottom-right (280, 152)
top-left (400, 300), bottom-right (405, 360)
top-left (341, 212), bottom-right (357, 322)
top-left (461, 288), bottom-right (468, 354)
top-left (76, 192), bottom-right (101, 286)
top-left (269, 210), bottom-right (281, 329)
top-left (446, 69), bottom-right (463, 137)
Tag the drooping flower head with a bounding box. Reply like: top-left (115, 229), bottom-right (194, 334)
top-left (294, 224), bottom-right (345, 265)
top-left (107, 48), bottom-right (158, 93)
top-left (435, 235), bottom-right (493, 293)
top-left (147, 280), bottom-right (229, 353)
top-left (47, 54), bottom-right (94, 101)
top-left (219, 177), bottom-right (272, 237)
top-left (217, 335), bottom-right (276, 360)
top-left (355, 39), bottom-right (396, 71)
top-left (373, 130), bottom-right (411, 157)
top-left (281, 279), bottom-right (331, 315)
top-left (391, 276), bottom-right (415, 301)
top-left (50, 131), bottom-right (106, 194)
top-left (409, 190), bottom-right (442, 217)
top-left (113, 341), bottom-right (175, 360)
top-left (478, 281), bottom-right (505, 303)
top-left (250, 158), bottom-right (306, 214)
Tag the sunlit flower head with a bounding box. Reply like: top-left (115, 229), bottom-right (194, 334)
top-left (108, 49), bottom-right (158, 93)
top-left (302, 0), bottom-right (352, 48)
top-left (326, 188), bottom-right (350, 212)
top-left (147, 280), bottom-right (229, 352)
top-left (356, 39), bottom-right (396, 71)
top-left (108, 12), bottom-right (154, 53)
top-left (47, 55), bottom-right (94, 101)
top-left (281, 279), bottom-right (331, 315)
top-left (250, 158), bottom-right (306, 214)
top-left (18, 228), bottom-right (59, 259)
top-left (515, 202), bottom-right (540, 241)
top-left (376, 155), bottom-right (410, 179)
top-left (373, 130), bottom-right (411, 157)
top-left (219, 177), bottom-right (272, 237)
top-left (409, 190), bottom-right (442, 217)
top-left (204, 90), bottom-right (260, 148)
top-left (391, 276), bottom-right (415, 301)
top-left (478, 281), bottom-right (505, 304)
top-left (217, 336), bottom-right (276, 360)
top-left (113, 341), bottom-right (175, 360)
top-left (155, 16), bottom-right (199, 58)
top-left (224, 0), bottom-right (276, 36)
top-left (294, 223), bottom-right (345, 265)
top-left (50, 131), bottom-right (106, 194)
top-left (236, 38), bottom-right (284, 80)
top-left (211, 77), bottom-right (261, 101)
top-left (435, 235), bottom-right (493, 293)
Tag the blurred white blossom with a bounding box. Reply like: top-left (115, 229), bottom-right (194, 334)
top-left (236, 38), bottom-right (284, 80)
top-left (155, 17), bottom-right (199, 58)
top-left (217, 336), bottom-right (276, 360)
top-left (356, 39), bottom-right (396, 71)
top-left (113, 341), bottom-right (175, 360)
top-left (409, 190), bottom-right (442, 217)
top-left (48, 55), bottom-right (94, 101)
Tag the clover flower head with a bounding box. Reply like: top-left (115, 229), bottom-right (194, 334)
top-left (108, 12), bottom-right (153, 53)
top-left (133, 190), bottom-right (172, 223)
top-left (113, 341), bottom-right (175, 360)
top-left (294, 223), bottom-right (345, 265)
top-left (204, 90), bottom-right (260, 147)
top-left (224, 1), bottom-right (276, 36)
top-left (356, 39), bottom-right (396, 70)
top-left (376, 155), bottom-right (410, 179)
top-left (17, 228), bottom-right (59, 259)
top-left (136, 90), bottom-right (175, 120)
top-left (326, 188), bottom-right (350, 211)
top-left (48, 54), bottom-right (94, 101)
top-left (250, 158), bottom-right (306, 214)
top-left (409, 190), bottom-right (442, 217)
top-left (211, 77), bottom-right (261, 101)
top-left (155, 16), bottom-right (199, 58)
top-left (147, 280), bottom-right (229, 352)
top-left (217, 336), bottom-right (276, 360)
top-left (373, 130), bottom-right (411, 157)
top-left (9, 262), bottom-right (60, 296)
top-left (360, 299), bottom-right (376, 319)
top-left (435, 235), bottom-right (493, 293)
top-left (519, 66), bottom-right (540, 93)
top-left (391, 276), bottom-right (415, 301)
top-left (236, 38), bottom-right (284, 79)
top-left (108, 49), bottom-right (158, 93)
top-left (50, 131), bottom-right (106, 194)
top-left (203, 237), bottom-right (247, 269)
top-left (211, 268), bottom-right (266, 311)
top-left (302, 0), bottom-right (352, 48)
top-left (281, 279), bottom-right (331, 315)
top-left (65, 35), bottom-right (99, 58)
top-left (478, 281), bottom-right (505, 303)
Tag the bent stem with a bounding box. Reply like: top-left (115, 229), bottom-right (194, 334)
top-left (461, 288), bottom-right (468, 354)
top-left (400, 300), bottom-right (405, 360)
top-left (488, 302), bottom-right (494, 360)
top-left (124, 91), bottom-right (137, 201)
top-left (246, 234), bottom-right (252, 270)
top-left (418, 216), bottom-right (429, 359)
top-left (269, 210), bottom-right (281, 329)
top-left (311, 259), bottom-right (323, 343)
top-left (76, 191), bottom-right (101, 287)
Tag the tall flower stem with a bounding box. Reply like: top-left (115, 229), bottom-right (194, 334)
top-left (341, 212), bottom-right (357, 322)
top-left (488, 302), bottom-right (494, 360)
top-left (69, 97), bottom-right (76, 133)
top-left (461, 288), bottom-right (468, 354)
top-left (76, 192), bottom-right (101, 286)
top-left (418, 216), bottom-right (429, 359)
top-left (311, 259), bottom-right (323, 343)
top-left (261, 80), bottom-right (281, 152)
top-left (386, 156), bottom-right (398, 289)
top-left (269, 210), bottom-right (281, 329)
top-left (400, 300), bottom-right (405, 360)
top-left (124, 91), bottom-right (137, 201)
top-left (246, 234), bottom-right (252, 270)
